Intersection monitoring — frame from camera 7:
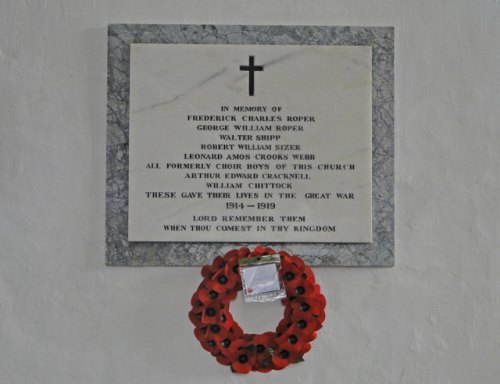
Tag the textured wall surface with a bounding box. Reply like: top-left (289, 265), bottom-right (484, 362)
top-left (0, 1), bottom-right (499, 383)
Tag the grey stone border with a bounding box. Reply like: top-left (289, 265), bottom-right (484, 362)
top-left (106, 24), bottom-right (394, 266)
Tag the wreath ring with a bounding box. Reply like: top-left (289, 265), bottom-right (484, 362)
top-left (189, 246), bottom-right (326, 373)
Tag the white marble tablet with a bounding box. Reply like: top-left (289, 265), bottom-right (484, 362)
top-left (128, 43), bottom-right (372, 243)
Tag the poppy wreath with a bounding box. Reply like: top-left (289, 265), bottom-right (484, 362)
top-left (189, 246), bottom-right (326, 374)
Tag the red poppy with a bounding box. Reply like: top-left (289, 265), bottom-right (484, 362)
top-left (200, 255), bottom-right (222, 278)
top-left (204, 269), bottom-right (238, 293)
top-left (188, 309), bottom-right (202, 326)
top-left (285, 279), bottom-right (316, 299)
top-left (222, 249), bottom-right (239, 262)
top-left (228, 325), bottom-right (244, 339)
top-left (194, 326), bottom-right (207, 342)
top-left (288, 255), bottom-right (305, 268)
top-left (231, 350), bottom-right (255, 374)
top-left (224, 259), bottom-right (242, 285)
top-left (270, 335), bottom-right (303, 370)
top-left (237, 247), bottom-right (250, 258)
top-left (278, 250), bottom-right (292, 264)
top-left (288, 297), bottom-right (324, 318)
top-left (219, 338), bottom-right (245, 358)
top-left (205, 322), bottom-right (234, 342)
top-left (200, 302), bottom-right (224, 325)
top-left (253, 245), bottom-right (267, 255)
top-left (275, 318), bottom-right (294, 339)
top-left (252, 333), bottom-right (274, 368)
top-left (197, 284), bottom-right (228, 304)
top-left (279, 261), bottom-right (305, 284)
top-left (302, 266), bottom-right (316, 284)
top-left (225, 286), bottom-right (240, 300)
top-left (255, 343), bottom-right (273, 373)
top-left (190, 290), bottom-right (205, 310)
top-left (253, 334), bottom-right (274, 373)
top-left (218, 338), bottom-right (255, 374)
top-left (295, 296), bottom-right (325, 319)
top-left (215, 352), bottom-right (233, 366)
top-left (201, 265), bottom-right (214, 279)
top-left (219, 309), bottom-right (243, 336)
top-left (272, 342), bottom-right (301, 368)
top-left (289, 311), bottom-right (323, 337)
top-left (299, 342), bottom-right (311, 355)
top-left (264, 246), bottom-right (276, 255)
top-left (275, 329), bottom-right (300, 345)
top-left (212, 255), bottom-right (226, 268)
top-left (200, 339), bottom-right (221, 356)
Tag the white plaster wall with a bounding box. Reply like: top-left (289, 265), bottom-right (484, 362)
top-left (1, 1), bottom-right (499, 383)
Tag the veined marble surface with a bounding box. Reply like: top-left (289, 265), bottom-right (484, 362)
top-left (106, 24), bottom-right (394, 266)
top-left (128, 44), bottom-right (372, 243)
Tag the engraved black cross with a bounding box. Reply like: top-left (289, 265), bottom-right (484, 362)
top-left (239, 56), bottom-right (264, 96)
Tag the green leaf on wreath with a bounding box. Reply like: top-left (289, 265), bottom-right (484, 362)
top-left (293, 356), bottom-right (305, 364)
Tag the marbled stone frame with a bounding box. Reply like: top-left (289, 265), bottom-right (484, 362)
top-left (106, 24), bottom-right (394, 266)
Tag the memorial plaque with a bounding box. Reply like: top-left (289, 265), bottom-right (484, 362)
top-left (106, 25), bottom-right (394, 266)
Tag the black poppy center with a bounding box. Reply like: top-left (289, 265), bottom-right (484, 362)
top-left (208, 290), bottom-right (218, 299)
top-left (298, 320), bottom-right (307, 329)
top-left (288, 334), bottom-right (298, 344)
top-left (296, 286), bottom-right (305, 295)
top-left (205, 308), bottom-right (216, 317)
top-left (207, 340), bottom-right (216, 347)
top-left (218, 275), bottom-right (228, 284)
top-left (233, 264), bottom-right (239, 273)
top-left (256, 344), bottom-right (266, 353)
top-left (238, 354), bottom-right (249, 363)
top-left (221, 338), bottom-right (231, 348)
top-left (300, 303), bottom-right (310, 311)
top-left (285, 272), bottom-right (295, 281)
top-left (210, 324), bottom-right (220, 333)
top-left (195, 300), bottom-right (203, 307)
top-left (279, 350), bottom-right (290, 359)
